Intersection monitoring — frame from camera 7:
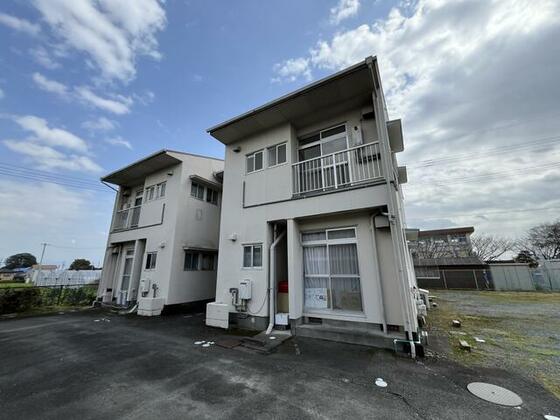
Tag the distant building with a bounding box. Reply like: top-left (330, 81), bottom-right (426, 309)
top-left (409, 227), bottom-right (488, 289)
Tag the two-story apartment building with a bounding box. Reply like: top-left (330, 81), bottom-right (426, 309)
top-left (205, 57), bottom-right (422, 351)
top-left (410, 226), bottom-right (487, 290)
top-left (97, 150), bottom-right (224, 316)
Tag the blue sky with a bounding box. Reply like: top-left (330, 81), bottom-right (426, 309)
top-left (1, 0), bottom-right (560, 266)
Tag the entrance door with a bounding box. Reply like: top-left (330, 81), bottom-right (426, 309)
top-left (118, 248), bottom-right (134, 305)
top-left (303, 228), bottom-right (363, 313)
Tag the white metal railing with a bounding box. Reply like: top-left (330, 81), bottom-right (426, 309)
top-left (113, 205), bottom-right (141, 231)
top-left (292, 142), bottom-right (383, 195)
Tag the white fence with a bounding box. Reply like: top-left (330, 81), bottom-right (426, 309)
top-left (489, 264), bottom-right (534, 291)
top-left (535, 259), bottom-right (560, 291)
top-left (32, 269), bottom-right (102, 287)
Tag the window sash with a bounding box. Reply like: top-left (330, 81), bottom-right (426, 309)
top-left (206, 188), bottom-right (218, 204)
top-left (145, 252), bottom-right (157, 269)
top-left (302, 230), bottom-right (362, 312)
top-left (184, 252), bottom-right (199, 271)
top-left (268, 143), bottom-right (287, 167)
top-left (243, 244), bottom-right (262, 268)
top-left (297, 124), bottom-right (348, 160)
top-left (246, 151), bottom-right (263, 173)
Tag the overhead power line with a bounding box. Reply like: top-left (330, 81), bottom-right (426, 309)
top-left (409, 205), bottom-right (560, 221)
top-left (408, 161), bottom-right (560, 186)
top-left (0, 162), bottom-right (111, 193)
top-left (0, 162), bottom-right (101, 186)
top-left (403, 135), bottom-right (560, 168)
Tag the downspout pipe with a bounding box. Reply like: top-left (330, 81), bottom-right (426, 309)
top-left (266, 228), bottom-right (286, 335)
top-left (367, 59), bottom-right (416, 356)
top-left (370, 213), bottom-right (388, 334)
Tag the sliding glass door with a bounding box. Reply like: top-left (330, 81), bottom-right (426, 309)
top-left (303, 228), bottom-right (362, 313)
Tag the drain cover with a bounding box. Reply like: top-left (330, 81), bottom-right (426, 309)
top-left (467, 382), bottom-right (522, 406)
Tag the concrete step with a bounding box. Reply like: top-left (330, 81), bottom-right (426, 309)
top-left (294, 323), bottom-right (400, 350)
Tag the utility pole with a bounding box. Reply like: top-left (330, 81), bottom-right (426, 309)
top-left (36, 243), bottom-right (48, 284)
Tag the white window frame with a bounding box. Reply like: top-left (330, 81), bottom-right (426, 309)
top-left (184, 251), bottom-right (199, 271)
top-left (190, 181), bottom-right (205, 200)
top-left (206, 188), bottom-right (219, 205)
top-left (246, 150), bottom-right (264, 174)
top-left (145, 182), bottom-right (166, 202)
top-left (297, 123), bottom-right (349, 161)
top-left (301, 226), bottom-right (362, 314)
top-left (242, 243), bottom-right (263, 269)
top-left (145, 252), bottom-right (157, 270)
top-left (267, 142), bottom-right (287, 167)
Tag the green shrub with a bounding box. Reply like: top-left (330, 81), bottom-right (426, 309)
top-left (0, 288), bottom-right (41, 314)
top-left (0, 286), bottom-right (97, 314)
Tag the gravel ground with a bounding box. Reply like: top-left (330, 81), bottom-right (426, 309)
top-left (426, 290), bottom-right (560, 399)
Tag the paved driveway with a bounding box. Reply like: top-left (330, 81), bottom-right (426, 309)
top-left (0, 310), bottom-right (558, 419)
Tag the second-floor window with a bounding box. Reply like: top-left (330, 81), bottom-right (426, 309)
top-left (145, 252), bottom-right (157, 270)
top-left (298, 124), bottom-right (348, 161)
top-left (146, 182), bottom-right (166, 202)
top-left (184, 251), bottom-right (216, 271)
top-left (246, 150), bottom-right (263, 173)
top-left (206, 188), bottom-right (219, 205)
top-left (268, 143), bottom-right (287, 167)
top-left (191, 182), bottom-right (219, 205)
top-left (191, 181), bottom-right (204, 199)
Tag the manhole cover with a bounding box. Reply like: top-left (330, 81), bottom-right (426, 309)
top-left (467, 382), bottom-right (522, 406)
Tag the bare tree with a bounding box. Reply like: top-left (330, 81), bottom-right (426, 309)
top-left (470, 234), bottom-right (514, 262)
top-left (516, 220), bottom-right (560, 260)
top-left (411, 240), bottom-right (453, 259)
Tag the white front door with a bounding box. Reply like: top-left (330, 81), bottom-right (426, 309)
top-left (118, 248), bottom-right (134, 305)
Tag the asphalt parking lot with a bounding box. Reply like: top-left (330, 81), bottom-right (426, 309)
top-left (1, 309), bottom-right (558, 419)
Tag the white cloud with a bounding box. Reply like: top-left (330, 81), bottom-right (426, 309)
top-left (82, 116), bottom-right (118, 132)
top-left (29, 46), bottom-right (61, 69)
top-left (330, 0), bottom-right (360, 25)
top-left (32, 72), bottom-right (69, 96)
top-left (75, 86), bottom-right (132, 115)
top-left (0, 179), bottom-right (112, 266)
top-left (0, 12), bottom-right (40, 36)
top-left (3, 140), bottom-right (102, 173)
top-left (33, 0), bottom-right (167, 83)
top-left (13, 115), bottom-right (88, 153)
top-left (272, 0), bottom-right (560, 237)
top-left (272, 58), bottom-right (312, 83)
top-left (104, 136), bottom-right (132, 150)
top-left (31, 73), bottom-right (134, 115)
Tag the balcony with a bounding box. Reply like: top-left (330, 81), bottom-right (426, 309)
top-left (112, 205), bottom-right (141, 231)
top-left (292, 142), bottom-right (383, 196)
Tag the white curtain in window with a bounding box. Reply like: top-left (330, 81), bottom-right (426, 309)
top-left (303, 245), bottom-right (328, 275)
top-left (329, 244), bottom-right (359, 275)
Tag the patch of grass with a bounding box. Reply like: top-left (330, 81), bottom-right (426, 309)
top-left (427, 290), bottom-right (560, 399)
top-left (0, 283), bottom-right (33, 289)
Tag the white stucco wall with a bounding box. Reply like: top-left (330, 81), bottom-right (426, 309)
top-left (98, 153), bottom-right (224, 307)
top-left (214, 107), bottom-right (409, 329)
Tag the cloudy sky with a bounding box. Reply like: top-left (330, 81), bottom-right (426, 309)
top-left (0, 0), bottom-right (559, 266)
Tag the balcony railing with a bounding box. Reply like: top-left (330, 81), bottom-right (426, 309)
top-left (113, 205), bottom-right (141, 231)
top-left (292, 142), bottom-right (383, 195)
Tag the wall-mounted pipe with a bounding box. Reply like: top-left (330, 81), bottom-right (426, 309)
top-left (266, 227), bottom-right (286, 335)
top-left (370, 213), bottom-right (388, 333)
